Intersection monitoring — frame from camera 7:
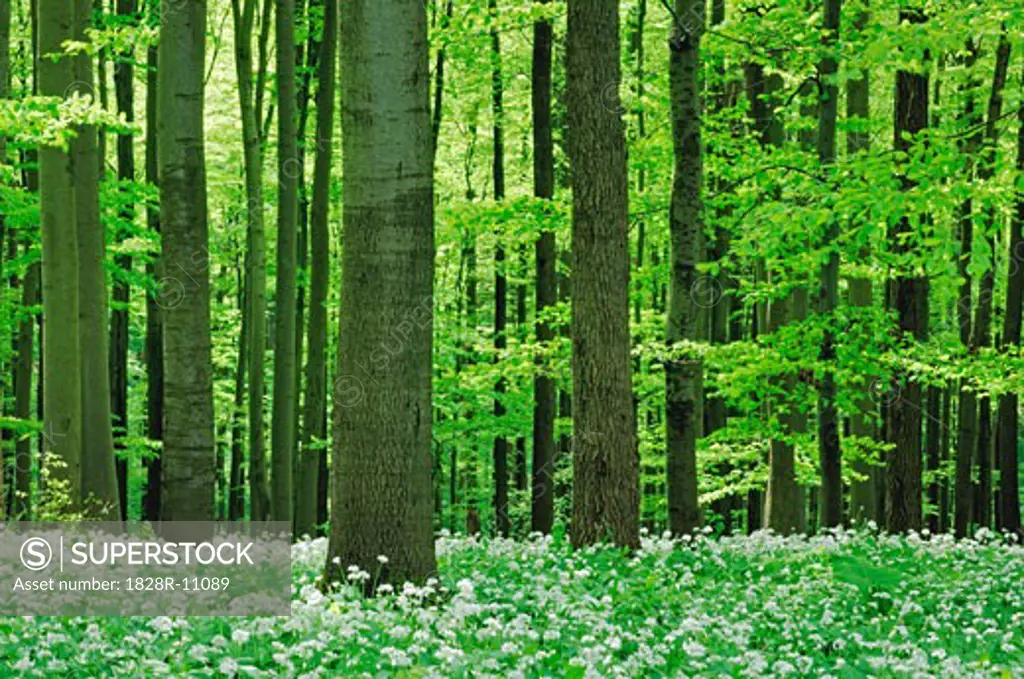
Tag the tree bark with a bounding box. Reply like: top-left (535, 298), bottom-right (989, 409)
top-left (846, 33), bottom-right (875, 522)
top-left (39, 0), bottom-right (83, 512)
top-left (925, 385), bottom-right (941, 532)
top-left (111, 0), bottom-right (138, 522)
top-left (231, 0), bottom-right (270, 521)
top-left (846, 2), bottom-right (879, 526)
top-left (74, 0), bottom-right (120, 519)
top-left (887, 5), bottom-right (929, 533)
top-left (816, 0), bottom-right (842, 529)
top-left (326, 0), bottom-right (437, 588)
top-left (158, 0), bottom-right (215, 521)
top-left (530, 0), bottom-right (556, 535)
top-left (13, 256), bottom-right (38, 519)
top-left (0, 0), bottom-right (9, 518)
top-left (430, 0), bottom-right (453, 162)
top-left (230, 251), bottom-right (248, 521)
top-left (292, 0), bottom-right (318, 487)
top-left (270, 0), bottom-right (299, 525)
top-left (970, 33), bottom-right (1010, 531)
top-left (996, 59), bottom-right (1024, 537)
top-left (939, 387), bottom-right (951, 532)
top-left (566, 0), bottom-right (639, 548)
top-left (143, 7), bottom-right (163, 521)
top-left (664, 0), bottom-right (704, 538)
top-left (745, 62), bottom-right (801, 534)
top-left (952, 39), bottom-right (983, 539)
top-left (704, 0), bottom-right (738, 533)
top-left (295, 0), bottom-right (336, 539)
top-left (488, 0), bottom-right (509, 538)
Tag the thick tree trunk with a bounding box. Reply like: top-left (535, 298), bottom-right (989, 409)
top-left (664, 0), bottom-right (704, 538)
top-left (74, 0), bottom-right (120, 519)
top-left (566, 0), bottom-right (638, 548)
top-left (326, 0), bottom-right (437, 588)
top-left (996, 62), bottom-right (1024, 537)
top-left (39, 0), bottom-right (83, 512)
top-left (143, 28), bottom-right (163, 522)
top-left (295, 0), bottom-right (336, 539)
top-left (816, 0), bottom-right (842, 529)
top-left (158, 0), bottom-right (214, 521)
top-left (270, 0), bottom-right (298, 524)
top-left (530, 0), bottom-right (556, 535)
top-left (887, 6), bottom-right (929, 533)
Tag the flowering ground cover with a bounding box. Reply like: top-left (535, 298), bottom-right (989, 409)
top-left (1, 528), bottom-right (1022, 678)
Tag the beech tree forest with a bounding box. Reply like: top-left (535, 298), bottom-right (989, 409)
top-left (0, 0), bottom-right (1023, 675)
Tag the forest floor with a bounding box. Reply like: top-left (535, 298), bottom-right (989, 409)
top-left (1, 528), bottom-right (1022, 678)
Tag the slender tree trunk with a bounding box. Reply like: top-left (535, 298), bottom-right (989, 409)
top-left (970, 33), bottom-right (1010, 531)
top-left (939, 387), bottom-right (951, 532)
top-left (430, 0), bottom-right (453, 162)
top-left (231, 0), bottom-right (270, 520)
top-left (746, 63), bottom-right (800, 534)
top-left (816, 0), bottom-right (842, 529)
top-left (326, 0), bottom-right (437, 589)
top-left (270, 0), bottom-right (298, 525)
top-left (887, 5), bottom-right (929, 533)
top-left (849, 3), bottom-right (880, 526)
top-left (13, 256), bottom-right (37, 519)
top-left (705, 0), bottom-right (739, 533)
top-left (111, 0), bottom-right (137, 521)
top-left (488, 0), bottom-right (509, 538)
top-left (996, 66), bottom-right (1024, 536)
top-left (74, 0), bottom-right (120, 519)
top-left (795, 74), bottom-right (816, 533)
top-left (566, 0), bottom-right (638, 548)
top-left (630, 0), bottom-right (646, 330)
top-left (94, 0), bottom-right (106, 174)
top-left (925, 386), bottom-right (942, 532)
top-left (514, 253), bottom-right (527, 494)
top-left (142, 12), bottom-right (163, 521)
top-left (295, 0), bottom-right (336, 539)
top-left (0, 0), bottom-right (9, 518)
top-left (316, 421), bottom-right (328, 533)
top-left (291, 0), bottom-right (317, 483)
top-left (39, 0), bottom-right (82, 512)
top-left (158, 0), bottom-right (214, 521)
top-left (953, 39), bottom-right (982, 539)
top-left (664, 0), bottom-right (704, 538)
top-left (530, 0), bottom-right (556, 535)
top-left (846, 20), bottom-right (875, 520)
top-left (228, 246), bottom-right (248, 521)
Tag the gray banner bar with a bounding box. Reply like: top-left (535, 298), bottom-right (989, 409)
top-left (0, 522), bottom-right (292, 616)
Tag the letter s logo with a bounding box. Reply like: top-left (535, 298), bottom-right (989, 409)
top-left (21, 538), bottom-right (53, 571)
